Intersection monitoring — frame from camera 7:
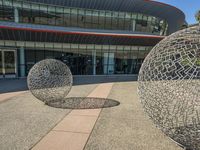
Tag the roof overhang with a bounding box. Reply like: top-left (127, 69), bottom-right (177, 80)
top-left (0, 21), bottom-right (164, 46)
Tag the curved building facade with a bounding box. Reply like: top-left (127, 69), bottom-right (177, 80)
top-left (0, 0), bottom-right (185, 78)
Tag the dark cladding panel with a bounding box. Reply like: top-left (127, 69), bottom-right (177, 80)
top-left (0, 27), bottom-right (162, 46)
top-left (1, 29), bottom-right (9, 40)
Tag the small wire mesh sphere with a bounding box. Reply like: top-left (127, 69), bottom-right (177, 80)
top-left (27, 59), bottom-right (72, 103)
top-left (138, 25), bottom-right (200, 150)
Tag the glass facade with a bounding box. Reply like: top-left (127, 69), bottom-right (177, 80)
top-left (0, 0), bottom-right (168, 35)
top-left (23, 44), bottom-right (152, 75)
top-left (0, 0), bottom-right (168, 77)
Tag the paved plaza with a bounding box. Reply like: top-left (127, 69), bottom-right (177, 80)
top-left (0, 79), bottom-right (183, 150)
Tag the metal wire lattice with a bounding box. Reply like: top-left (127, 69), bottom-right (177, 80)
top-left (138, 25), bottom-right (200, 150)
top-left (27, 59), bottom-right (72, 103)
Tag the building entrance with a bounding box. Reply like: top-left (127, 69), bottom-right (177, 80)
top-left (0, 49), bottom-right (17, 78)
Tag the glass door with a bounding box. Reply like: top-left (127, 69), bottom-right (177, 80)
top-left (0, 50), bottom-right (2, 78)
top-left (1, 50), bottom-right (17, 78)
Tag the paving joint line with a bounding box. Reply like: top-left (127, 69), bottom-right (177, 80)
top-left (68, 114), bottom-right (100, 117)
top-left (30, 109), bottom-right (73, 149)
top-left (83, 83), bottom-right (114, 150)
top-left (52, 130), bottom-right (90, 134)
top-left (31, 85), bottom-right (100, 149)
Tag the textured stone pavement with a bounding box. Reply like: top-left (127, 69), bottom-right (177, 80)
top-left (0, 83), bottom-right (97, 150)
top-left (32, 83), bottom-right (113, 150)
top-left (85, 82), bottom-right (183, 150)
top-left (0, 81), bottom-right (183, 150)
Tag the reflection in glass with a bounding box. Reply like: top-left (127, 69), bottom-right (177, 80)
top-left (0, 51), bottom-right (2, 75)
top-left (4, 51), bottom-right (15, 75)
top-left (24, 45), bottom-right (152, 75)
top-left (0, 5), bottom-right (14, 22)
top-left (0, 1), bottom-right (168, 35)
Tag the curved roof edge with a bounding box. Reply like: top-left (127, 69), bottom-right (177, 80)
top-left (146, 0), bottom-right (185, 17)
top-left (143, 0), bottom-right (186, 34)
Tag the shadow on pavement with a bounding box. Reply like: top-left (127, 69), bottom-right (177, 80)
top-left (0, 78), bottom-right (28, 94)
top-left (46, 97), bottom-right (120, 109)
top-left (0, 75), bottom-right (137, 94)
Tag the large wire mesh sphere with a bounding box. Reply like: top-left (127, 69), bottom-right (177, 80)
top-left (27, 59), bottom-right (72, 103)
top-left (138, 25), bottom-right (200, 150)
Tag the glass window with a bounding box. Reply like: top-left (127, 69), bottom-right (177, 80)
top-left (124, 17), bottom-right (131, 30)
top-left (35, 50), bottom-right (44, 62)
top-left (64, 8), bottom-right (70, 13)
top-left (45, 50), bottom-right (54, 59)
top-left (125, 13), bottom-right (131, 19)
top-left (118, 12), bottom-right (125, 18)
top-left (40, 5), bottom-right (48, 12)
top-left (143, 15), bottom-right (148, 21)
top-left (92, 10), bottom-right (99, 28)
top-left (132, 13), bottom-right (137, 19)
top-left (148, 16), bottom-right (152, 21)
top-left (0, 5), bottom-right (14, 21)
top-left (23, 44), bottom-right (152, 75)
top-left (70, 8), bottom-right (78, 27)
top-left (137, 14), bottom-right (143, 20)
top-left (105, 12), bottom-right (112, 29)
top-left (84, 10), bottom-right (92, 28)
top-left (25, 49), bottom-right (35, 75)
top-left (63, 9), bottom-right (70, 27)
top-left (0, 1), bottom-right (168, 35)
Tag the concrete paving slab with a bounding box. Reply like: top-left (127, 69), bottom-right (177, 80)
top-left (33, 83), bottom-right (113, 150)
top-left (0, 83), bottom-right (98, 150)
top-left (100, 103), bottom-right (144, 120)
top-left (32, 131), bottom-right (89, 150)
top-left (69, 109), bottom-right (101, 116)
top-left (0, 81), bottom-right (185, 150)
top-left (85, 115), bottom-right (182, 150)
top-left (53, 115), bottom-right (98, 133)
top-left (0, 92), bottom-right (70, 150)
top-left (85, 82), bottom-right (183, 150)
top-left (0, 91), bottom-right (27, 103)
top-left (67, 84), bottom-right (98, 97)
top-left (87, 83), bottom-right (113, 98)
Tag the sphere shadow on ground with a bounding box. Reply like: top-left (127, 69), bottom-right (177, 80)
top-left (45, 97), bottom-right (120, 109)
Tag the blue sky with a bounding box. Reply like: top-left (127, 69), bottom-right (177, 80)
top-left (155, 0), bottom-right (199, 24)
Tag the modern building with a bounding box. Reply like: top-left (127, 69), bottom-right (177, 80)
top-left (0, 0), bottom-right (185, 78)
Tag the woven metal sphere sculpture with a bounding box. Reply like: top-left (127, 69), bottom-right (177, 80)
top-left (27, 59), bottom-right (72, 103)
top-left (138, 25), bottom-right (200, 150)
